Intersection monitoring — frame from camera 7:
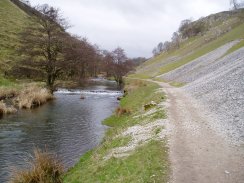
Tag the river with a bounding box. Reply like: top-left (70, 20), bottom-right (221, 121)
top-left (0, 79), bottom-right (121, 182)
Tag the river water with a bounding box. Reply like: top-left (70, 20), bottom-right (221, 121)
top-left (0, 79), bottom-right (121, 182)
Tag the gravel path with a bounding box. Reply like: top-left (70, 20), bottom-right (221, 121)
top-left (150, 80), bottom-right (244, 183)
top-left (158, 40), bottom-right (240, 83)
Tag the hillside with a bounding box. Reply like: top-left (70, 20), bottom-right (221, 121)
top-left (133, 9), bottom-right (244, 79)
top-left (131, 9), bottom-right (244, 145)
top-left (0, 0), bottom-right (33, 73)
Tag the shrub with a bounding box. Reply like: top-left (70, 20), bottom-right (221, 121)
top-left (10, 148), bottom-right (64, 183)
top-left (0, 87), bottom-right (18, 100)
top-left (115, 107), bottom-right (131, 116)
top-left (144, 101), bottom-right (157, 110)
top-left (15, 85), bottom-right (53, 109)
top-left (0, 101), bottom-right (17, 116)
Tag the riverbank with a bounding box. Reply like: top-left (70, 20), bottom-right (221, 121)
top-left (0, 78), bottom-right (53, 116)
top-left (63, 79), bottom-right (170, 183)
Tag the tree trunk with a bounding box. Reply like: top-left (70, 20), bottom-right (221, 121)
top-left (47, 74), bottom-right (55, 94)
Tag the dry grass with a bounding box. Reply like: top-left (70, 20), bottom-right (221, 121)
top-left (116, 107), bottom-right (131, 116)
top-left (0, 87), bottom-right (18, 100)
top-left (0, 101), bottom-right (17, 116)
top-left (15, 85), bottom-right (53, 109)
top-left (124, 80), bottom-right (147, 94)
top-left (10, 148), bottom-right (64, 183)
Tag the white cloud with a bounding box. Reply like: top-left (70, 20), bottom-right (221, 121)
top-left (28, 0), bottom-right (230, 57)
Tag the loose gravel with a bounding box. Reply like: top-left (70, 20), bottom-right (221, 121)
top-left (184, 47), bottom-right (244, 145)
top-left (158, 40), bottom-right (240, 83)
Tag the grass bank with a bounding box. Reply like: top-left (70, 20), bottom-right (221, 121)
top-left (0, 78), bottom-right (53, 116)
top-left (64, 79), bottom-right (169, 183)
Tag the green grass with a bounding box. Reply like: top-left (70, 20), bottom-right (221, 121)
top-left (224, 39), bottom-right (244, 56)
top-left (0, 0), bottom-right (31, 72)
top-left (63, 79), bottom-right (169, 183)
top-left (0, 75), bottom-right (17, 87)
top-left (107, 136), bottom-right (132, 149)
top-left (64, 140), bottom-right (169, 183)
top-left (149, 109), bottom-right (166, 120)
top-left (169, 81), bottom-right (186, 87)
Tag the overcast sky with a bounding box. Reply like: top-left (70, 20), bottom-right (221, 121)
top-left (28, 0), bottom-right (230, 58)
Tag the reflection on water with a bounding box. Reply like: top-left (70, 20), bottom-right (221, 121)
top-left (0, 80), bottom-right (121, 182)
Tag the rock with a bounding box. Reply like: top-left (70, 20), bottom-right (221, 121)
top-left (117, 96), bottom-right (122, 101)
top-left (225, 170), bottom-right (230, 174)
top-left (80, 96), bottom-right (85, 99)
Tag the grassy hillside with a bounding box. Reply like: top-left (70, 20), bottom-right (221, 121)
top-left (0, 0), bottom-right (32, 74)
top-left (132, 9), bottom-right (244, 79)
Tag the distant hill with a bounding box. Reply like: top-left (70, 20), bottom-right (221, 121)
top-left (132, 9), bottom-right (244, 79)
top-left (131, 9), bottom-right (244, 144)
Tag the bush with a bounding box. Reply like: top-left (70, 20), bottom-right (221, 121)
top-left (115, 107), bottom-right (131, 116)
top-left (0, 87), bottom-right (18, 100)
top-left (15, 85), bottom-right (53, 109)
top-left (10, 148), bottom-right (64, 183)
top-left (0, 101), bottom-right (17, 116)
top-left (144, 101), bottom-right (157, 110)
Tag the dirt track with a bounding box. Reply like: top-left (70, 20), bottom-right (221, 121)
top-left (152, 80), bottom-right (244, 183)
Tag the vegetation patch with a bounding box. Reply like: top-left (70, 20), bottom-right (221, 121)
top-left (64, 140), bottom-right (169, 183)
top-left (169, 81), bottom-right (186, 87)
top-left (0, 101), bottom-right (17, 116)
top-left (149, 109), bottom-right (167, 120)
top-left (14, 84), bottom-right (53, 109)
top-left (0, 82), bottom-right (53, 118)
top-left (224, 39), bottom-right (244, 56)
top-left (115, 107), bottom-right (131, 117)
top-left (10, 148), bottom-right (63, 183)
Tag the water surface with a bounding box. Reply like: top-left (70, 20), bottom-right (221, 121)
top-left (0, 80), bottom-right (121, 182)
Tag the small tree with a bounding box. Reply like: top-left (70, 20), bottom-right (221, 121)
top-left (157, 42), bottom-right (164, 53)
top-left (171, 32), bottom-right (180, 49)
top-left (178, 19), bottom-right (193, 38)
top-left (18, 4), bottom-right (69, 93)
top-left (164, 41), bottom-right (171, 52)
top-left (103, 47), bottom-right (132, 85)
top-left (102, 50), bottom-right (114, 77)
top-left (152, 47), bottom-right (158, 56)
top-left (230, 0), bottom-right (238, 9)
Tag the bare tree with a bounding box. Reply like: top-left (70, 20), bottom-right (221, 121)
top-left (164, 41), bottom-right (171, 52)
top-left (230, 0), bottom-right (239, 9)
top-left (102, 50), bottom-right (114, 77)
top-left (171, 32), bottom-right (180, 49)
top-left (230, 0), bottom-right (244, 9)
top-left (18, 4), bottom-right (69, 93)
top-left (157, 42), bottom-right (164, 52)
top-left (152, 47), bottom-right (158, 56)
top-left (111, 47), bottom-right (131, 85)
top-left (63, 36), bottom-right (98, 83)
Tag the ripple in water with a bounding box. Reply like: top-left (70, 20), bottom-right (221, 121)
top-left (0, 82), bottom-right (121, 182)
